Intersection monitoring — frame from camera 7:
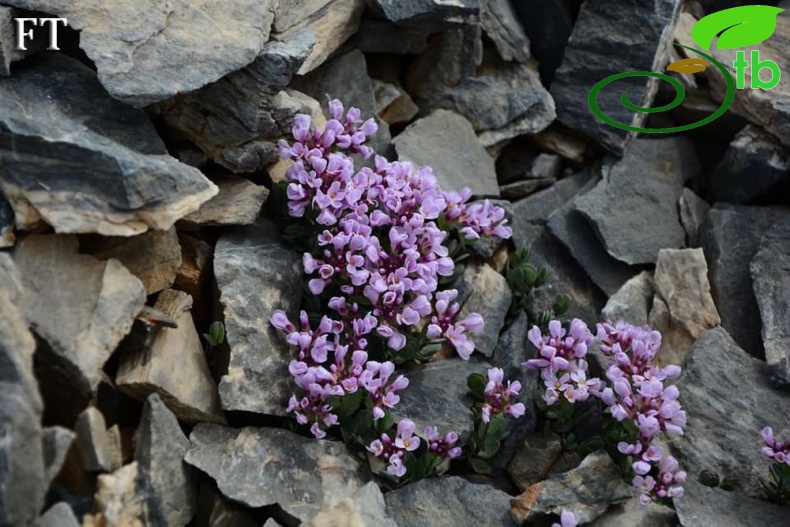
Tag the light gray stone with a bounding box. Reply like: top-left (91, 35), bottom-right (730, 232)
top-left (458, 263), bottom-right (512, 357)
top-left (33, 503), bottom-right (80, 527)
top-left (92, 462), bottom-right (166, 526)
top-left (507, 434), bottom-right (579, 492)
top-left (510, 171), bottom-right (593, 230)
top-left (74, 407), bottom-right (121, 473)
top-left (302, 482), bottom-right (396, 527)
top-left (180, 177), bottom-right (268, 228)
top-left (589, 496), bottom-right (676, 527)
top-left (678, 188), bottom-right (710, 247)
top-left (481, 0), bottom-right (531, 62)
top-left (42, 426), bottom-right (75, 487)
top-left (601, 271), bottom-right (655, 326)
top-left (674, 479), bottom-right (790, 527)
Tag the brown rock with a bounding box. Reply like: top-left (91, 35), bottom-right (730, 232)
top-left (92, 462), bottom-right (164, 526)
top-left (74, 407), bottom-right (122, 473)
top-left (180, 177), bottom-right (268, 228)
top-left (173, 234), bottom-right (213, 299)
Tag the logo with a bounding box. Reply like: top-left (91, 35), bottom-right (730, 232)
top-left (588, 5), bottom-right (783, 133)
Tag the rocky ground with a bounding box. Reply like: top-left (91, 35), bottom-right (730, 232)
top-left (1, 0), bottom-right (789, 526)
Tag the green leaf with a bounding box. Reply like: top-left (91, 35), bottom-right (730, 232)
top-left (720, 474), bottom-right (738, 491)
top-left (467, 373), bottom-right (486, 400)
top-left (691, 5), bottom-right (784, 51)
top-left (699, 470), bottom-right (721, 488)
top-left (486, 415), bottom-right (509, 441)
top-left (207, 321), bottom-right (225, 346)
top-left (470, 457), bottom-right (492, 474)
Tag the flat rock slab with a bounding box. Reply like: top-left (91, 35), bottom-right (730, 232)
top-left (674, 479), bottom-right (790, 527)
top-left (180, 178), bottom-right (268, 228)
top-left (511, 171), bottom-right (594, 229)
top-left (551, 0), bottom-right (682, 155)
top-left (601, 271), bottom-right (655, 327)
top-left (0, 54), bottom-right (217, 236)
top-left (589, 497), bottom-right (676, 527)
top-left (669, 327), bottom-right (790, 499)
top-left (385, 476), bottom-right (518, 527)
top-left (303, 482), bottom-right (396, 527)
top-left (215, 220), bottom-right (303, 415)
top-left (458, 263), bottom-right (512, 358)
top-left (394, 110), bottom-right (499, 197)
top-left (368, 0), bottom-right (480, 31)
top-left (575, 138), bottom-right (699, 265)
top-left (185, 424), bottom-right (370, 521)
top-left (3, 0), bottom-right (277, 106)
top-left (751, 214), bottom-right (790, 388)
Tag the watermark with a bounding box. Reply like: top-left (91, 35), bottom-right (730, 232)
top-left (588, 5), bottom-right (784, 133)
top-left (15, 17), bottom-right (68, 51)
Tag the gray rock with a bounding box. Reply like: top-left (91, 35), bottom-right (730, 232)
top-left (751, 215), bottom-right (790, 388)
top-left (163, 31), bottom-right (316, 173)
top-left (116, 289), bottom-right (224, 424)
top-left (669, 327), bottom-right (790, 498)
top-left (367, 0), bottom-right (481, 31)
top-left (510, 171), bottom-right (594, 229)
top-left (674, 478), bottom-right (790, 527)
top-left (3, 0), bottom-right (277, 106)
top-left (458, 263), bottom-right (512, 357)
top-left (678, 188), bottom-right (710, 247)
top-left (385, 476), bottom-right (518, 527)
top-left (354, 18), bottom-right (428, 54)
top-left (507, 434), bottom-right (581, 492)
top-left (0, 7), bottom-right (24, 76)
top-left (601, 271), bottom-right (655, 326)
top-left (575, 138), bottom-right (699, 265)
top-left (215, 220), bottom-right (303, 415)
top-left (551, 0), bottom-right (682, 155)
top-left (510, 451), bottom-right (633, 524)
top-left (500, 179), bottom-right (556, 201)
top-left (185, 424), bottom-right (370, 520)
top-left (192, 483), bottom-right (259, 527)
top-left (394, 110), bottom-right (499, 196)
top-left (531, 154), bottom-right (565, 181)
top-left (532, 126), bottom-right (590, 164)
top-left (408, 25), bottom-right (482, 97)
top-left (302, 482), bottom-right (397, 527)
top-left (33, 503), bottom-right (80, 527)
top-left (589, 497), bottom-right (676, 527)
top-left (15, 235), bottom-right (146, 399)
top-left (547, 190), bottom-right (637, 297)
top-left (0, 190), bottom-right (14, 248)
top-left (180, 177), bottom-right (268, 228)
top-left (292, 49), bottom-right (392, 157)
top-left (373, 80), bottom-right (420, 126)
top-left (75, 407), bottom-right (121, 473)
top-left (699, 205), bottom-right (788, 358)
top-left (481, 0), bottom-right (531, 63)
top-left (93, 462), bottom-right (166, 526)
top-left (42, 426), bottom-right (75, 487)
top-left (709, 125), bottom-right (790, 204)
top-left (0, 54), bottom-right (217, 236)
top-left (390, 359), bottom-right (488, 436)
top-left (511, 0), bottom-right (575, 83)
top-left (81, 226), bottom-right (182, 295)
top-left (648, 248), bottom-right (720, 367)
top-left (0, 254), bottom-right (46, 527)
top-left (135, 393), bottom-right (198, 527)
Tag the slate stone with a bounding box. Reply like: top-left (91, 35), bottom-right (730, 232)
top-left (164, 31), bottom-right (315, 173)
top-left (215, 220), bottom-right (303, 415)
top-left (511, 171), bottom-right (593, 229)
top-left (394, 110), bottom-right (499, 197)
top-left (92, 462), bottom-right (167, 526)
top-left (507, 434), bottom-right (580, 492)
top-left (510, 451), bottom-right (633, 524)
top-left (674, 478), bottom-right (790, 527)
top-left (575, 138), bottom-right (699, 265)
top-left (500, 179), bottom-right (556, 201)
top-left (709, 125), bottom-right (790, 205)
top-left (551, 0), bottom-right (683, 155)
top-left (751, 214), bottom-right (790, 388)
top-left (302, 482), bottom-right (397, 527)
top-left (678, 188), bottom-right (710, 247)
top-left (511, 0), bottom-right (576, 84)
top-left (601, 271), bottom-right (655, 327)
top-left (0, 6), bottom-right (25, 76)
top-left (2, 0), bottom-right (277, 106)
top-left (385, 476), bottom-right (518, 527)
top-left (407, 25), bottom-right (482, 97)
top-left (185, 425), bottom-right (370, 521)
top-left (389, 358), bottom-right (488, 436)
top-left (191, 483), bottom-right (259, 527)
top-left (373, 80), bottom-right (420, 125)
top-left (481, 0), bottom-right (531, 63)
top-left (0, 192), bottom-right (14, 248)
top-left (74, 407), bottom-right (121, 473)
top-left (180, 178), bottom-right (268, 228)
top-left (0, 54), bottom-right (218, 236)
top-left (42, 426), bottom-right (76, 487)
top-left (135, 393), bottom-right (198, 527)
top-left (367, 0), bottom-right (481, 31)
top-left (699, 204), bottom-right (788, 358)
top-left (457, 263), bottom-right (512, 357)
top-left (33, 503), bottom-right (80, 527)
top-left (589, 497), bottom-right (676, 527)
top-left (354, 18), bottom-right (428, 54)
top-left (669, 327), bottom-right (790, 499)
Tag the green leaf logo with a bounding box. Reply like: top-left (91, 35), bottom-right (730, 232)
top-left (691, 5), bottom-right (784, 51)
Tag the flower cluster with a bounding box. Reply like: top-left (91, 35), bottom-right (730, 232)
top-left (551, 510), bottom-right (579, 527)
top-left (367, 419), bottom-right (461, 477)
top-left (481, 368), bottom-right (526, 423)
top-left (761, 427), bottom-right (790, 464)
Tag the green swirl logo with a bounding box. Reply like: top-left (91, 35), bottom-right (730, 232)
top-left (588, 5), bottom-right (784, 133)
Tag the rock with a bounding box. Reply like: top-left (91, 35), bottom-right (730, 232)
top-left (500, 179), bottom-right (556, 201)
top-left (16, 235), bottom-right (145, 402)
top-left (191, 483), bottom-right (258, 527)
top-left (669, 327), bottom-right (790, 498)
top-left (185, 425), bottom-right (370, 520)
top-left (709, 125), bottom-right (790, 205)
top-left (0, 54), bottom-right (217, 235)
top-left (135, 393), bottom-right (198, 527)
top-left (648, 248), bottom-right (720, 366)
top-left (0, 6), bottom-right (25, 76)
top-left (367, 0), bottom-right (481, 31)
top-left (93, 462), bottom-right (165, 526)
top-left (354, 18), bottom-right (428, 54)
top-left (511, 171), bottom-right (594, 228)
top-left (0, 254), bottom-right (46, 527)
top-left (81, 227), bottom-right (182, 295)
top-left (0, 192), bottom-right (14, 247)
top-left (116, 289), bottom-right (224, 424)
top-left (302, 482), bottom-right (396, 527)
top-left (510, 451), bottom-right (633, 524)
top-left (548, 190), bottom-right (637, 297)
top-left (481, 0), bottom-right (531, 63)
top-left (292, 49), bottom-right (392, 156)
top-left (530, 154), bottom-right (565, 181)
top-left (601, 271), bottom-right (655, 326)
top-left (532, 125), bottom-right (590, 164)
top-left (390, 359), bottom-right (488, 436)
top-left (507, 434), bottom-right (580, 492)
top-left (699, 205), bottom-right (788, 358)
top-left (674, 478), bottom-right (790, 527)
top-left (575, 138), bottom-right (699, 265)
top-left (180, 178), bottom-right (268, 228)
top-left (394, 110), bottom-right (499, 196)
top-left (678, 188), bottom-right (710, 247)
top-left (407, 26), bottom-right (482, 97)
top-left (589, 496), bottom-right (676, 527)
top-left (511, 0), bottom-right (576, 83)
top-left (215, 220), bottom-right (303, 415)
top-left (376, 84), bottom-right (420, 126)
top-left (75, 407), bottom-right (122, 473)
top-left (33, 503), bottom-right (80, 527)
top-left (751, 215), bottom-right (790, 388)
top-left (173, 234), bottom-right (213, 300)
top-left (2, 0), bottom-right (277, 106)
top-left (273, 0), bottom-right (365, 75)
top-left (163, 31), bottom-right (316, 173)
top-left (42, 426), bottom-right (76, 486)
top-left (551, 0), bottom-right (682, 155)
top-left (385, 476), bottom-right (518, 527)
top-left (457, 263), bottom-right (512, 357)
